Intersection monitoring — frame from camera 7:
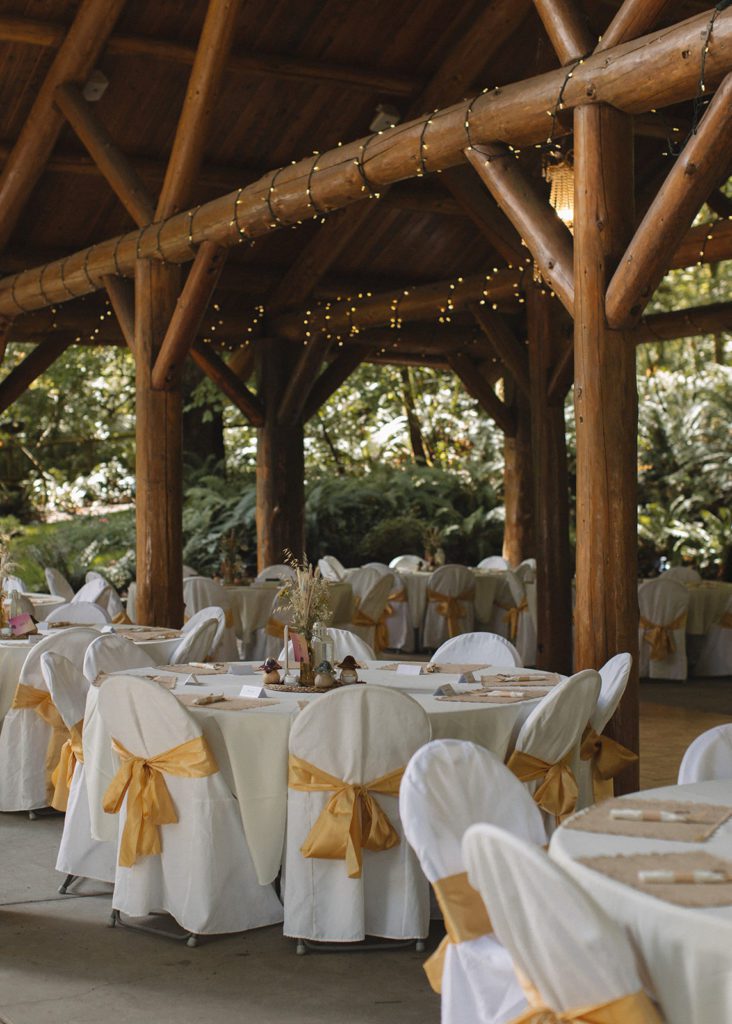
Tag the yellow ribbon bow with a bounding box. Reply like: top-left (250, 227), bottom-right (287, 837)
top-left (427, 587), bottom-right (474, 638)
top-left (103, 734), bottom-right (219, 867)
top-left (288, 754), bottom-right (404, 878)
top-left (266, 616), bottom-right (286, 639)
top-left (508, 987), bottom-right (662, 1023)
top-left (352, 597), bottom-right (390, 653)
top-left (11, 683), bottom-right (70, 797)
top-left (640, 611), bottom-right (686, 661)
top-left (507, 750), bottom-right (579, 820)
top-left (112, 610), bottom-right (133, 625)
top-left (423, 871), bottom-right (493, 993)
top-left (719, 611), bottom-right (732, 629)
top-left (50, 719), bottom-right (84, 812)
top-left (496, 598), bottom-right (529, 643)
top-left (580, 726), bottom-right (638, 803)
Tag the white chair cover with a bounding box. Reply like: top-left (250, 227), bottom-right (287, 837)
top-left (255, 564), bottom-right (296, 583)
top-left (362, 562), bottom-right (390, 573)
top-left (278, 627), bottom-right (375, 666)
top-left (3, 574), bottom-right (27, 593)
top-left (576, 653), bottom-right (632, 809)
top-left (81, 573), bottom-right (126, 620)
top-left (487, 570), bottom-right (536, 667)
top-left (400, 740), bottom-right (545, 1024)
top-left (169, 617), bottom-right (218, 664)
top-left (45, 568), bottom-right (75, 601)
top-left (318, 555), bottom-right (346, 581)
top-left (284, 685), bottom-right (431, 943)
top-left (694, 593), bottom-right (732, 677)
top-left (97, 674), bottom-right (283, 935)
top-left (183, 564), bottom-right (198, 578)
top-left (638, 577), bottom-right (690, 679)
top-left (335, 567), bottom-right (393, 653)
top-left (182, 606), bottom-right (232, 660)
top-left (678, 724), bottom-right (732, 784)
top-left (388, 554), bottom-right (425, 572)
top-left (9, 591), bottom-right (35, 616)
top-left (383, 570), bottom-right (413, 652)
top-left (182, 576), bottom-right (238, 660)
top-left (431, 632), bottom-right (522, 668)
top-left (664, 566), bottom-right (701, 583)
top-left (423, 565), bottom-right (475, 650)
top-left (0, 627), bottom-right (99, 811)
top-left (477, 556), bottom-right (508, 571)
top-left (463, 825), bottom-right (653, 1015)
top-left (41, 652), bottom-right (116, 884)
top-left (46, 601), bottom-right (111, 624)
top-left (83, 634), bottom-right (157, 682)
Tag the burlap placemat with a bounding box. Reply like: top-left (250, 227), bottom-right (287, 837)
top-left (578, 851), bottom-right (732, 907)
top-left (566, 799), bottom-right (732, 843)
top-left (436, 690), bottom-right (545, 704)
top-left (94, 671), bottom-right (178, 689)
top-left (265, 681), bottom-right (344, 693)
top-left (115, 627), bottom-right (182, 641)
top-left (176, 694), bottom-right (279, 711)
top-left (49, 621), bottom-right (99, 629)
top-left (379, 662), bottom-right (429, 672)
top-left (480, 672), bottom-right (561, 688)
top-left (158, 662), bottom-right (229, 675)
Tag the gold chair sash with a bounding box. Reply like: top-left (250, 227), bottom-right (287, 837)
top-left (580, 725), bottom-right (638, 803)
top-left (496, 598), bottom-right (529, 644)
top-left (11, 683), bottom-right (69, 797)
top-left (103, 734), bottom-right (219, 867)
top-left (640, 611), bottom-right (686, 661)
top-left (507, 749), bottom-right (578, 819)
top-left (50, 719), bottom-right (84, 812)
top-left (388, 588), bottom-right (408, 603)
top-left (719, 611), bottom-right (732, 629)
top-left (424, 871), bottom-right (493, 993)
top-left (112, 610), bottom-right (133, 625)
top-left (266, 616), bottom-right (285, 639)
top-left (352, 597), bottom-right (390, 653)
top-left (509, 987), bottom-right (662, 1023)
top-left (427, 587), bottom-right (474, 638)
top-left (288, 754), bottom-right (404, 879)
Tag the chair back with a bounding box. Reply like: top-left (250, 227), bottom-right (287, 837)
top-left (318, 555), bottom-right (346, 581)
top-left (477, 556), bottom-right (508, 571)
top-left (170, 617), bottom-right (218, 663)
top-left (255, 564), bottom-right (296, 583)
top-left (388, 554), bottom-right (424, 572)
top-left (514, 670), bottom-right (601, 766)
top-left (182, 606), bottom-right (227, 650)
top-left (73, 578), bottom-right (112, 606)
top-left (678, 724), bottom-right (732, 784)
top-left (83, 571), bottom-right (126, 618)
top-left (428, 563), bottom-right (474, 597)
top-left (83, 634), bottom-right (157, 681)
top-left (349, 568), bottom-right (394, 622)
top-left (431, 631), bottom-right (521, 667)
top-left (40, 652), bottom-right (89, 727)
top-left (3, 574), bottom-right (27, 593)
top-left (182, 576), bottom-right (230, 615)
top-left (46, 601), bottom-right (111, 624)
top-left (593, 653), bottom-right (632, 733)
top-left (664, 566), bottom-right (701, 584)
top-left (638, 577), bottom-right (689, 678)
top-left (45, 567), bottom-right (75, 601)
top-left (463, 825), bottom-right (650, 1014)
top-left (361, 562), bottom-right (390, 574)
top-left (19, 627), bottom-right (100, 688)
top-left (98, 674), bottom-right (201, 760)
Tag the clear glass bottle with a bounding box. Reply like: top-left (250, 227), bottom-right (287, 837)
top-left (320, 625), bottom-right (334, 667)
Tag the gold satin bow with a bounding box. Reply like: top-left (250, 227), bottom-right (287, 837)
top-left (508, 987), bottom-right (662, 1023)
top-left (640, 611), bottom-right (686, 661)
top-left (507, 749), bottom-right (578, 820)
top-left (112, 611), bottom-right (133, 625)
top-left (266, 616), bottom-right (286, 639)
top-left (50, 719), bottom-right (84, 812)
top-left (103, 734), bottom-right (219, 867)
top-left (423, 871), bottom-right (493, 993)
top-left (11, 683), bottom-right (70, 798)
top-left (719, 611), bottom-right (732, 629)
top-left (352, 597), bottom-right (390, 653)
top-left (427, 587), bottom-right (474, 638)
top-left (288, 754), bottom-right (404, 878)
top-left (496, 598), bottom-right (528, 643)
top-left (580, 725), bottom-right (638, 803)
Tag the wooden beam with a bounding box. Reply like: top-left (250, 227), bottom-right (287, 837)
top-left (596, 0), bottom-right (671, 52)
top-left (54, 82), bottom-right (155, 227)
top-left (303, 350), bottom-right (369, 421)
top-left (502, 382), bottom-right (534, 565)
top-left (156, 0), bottom-right (242, 220)
top-left (151, 240), bottom-right (227, 388)
top-left (102, 274), bottom-right (135, 354)
top-left (0, 15), bottom-right (418, 97)
top-left (471, 302), bottom-right (529, 397)
top-left (671, 215), bottom-right (732, 269)
top-left (381, 182), bottom-right (463, 217)
top-left (191, 340), bottom-right (264, 425)
top-left (448, 351), bottom-right (517, 435)
top-left (705, 188), bottom-right (732, 219)
top-left (335, 323), bottom-right (494, 356)
top-left (533, 0), bottom-right (594, 64)
top-left (465, 143), bottom-right (574, 314)
top-left (365, 353), bottom-right (451, 370)
top-left (631, 300), bottom-right (732, 345)
top-left (227, 342), bottom-right (257, 380)
top-left (0, 0), bottom-right (127, 253)
top-left (277, 335), bottom-right (331, 426)
top-left (547, 338), bottom-right (574, 402)
top-left (2, 9), bottom-right (732, 316)
top-left (0, 334), bottom-right (73, 414)
top-left (606, 74), bottom-right (732, 328)
top-left (440, 166), bottom-right (526, 265)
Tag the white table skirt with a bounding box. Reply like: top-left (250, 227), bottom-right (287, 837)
top-left (224, 581), bottom-right (353, 643)
top-left (550, 779), bottom-right (732, 1024)
top-left (84, 664), bottom-right (542, 885)
top-left (685, 582), bottom-right (732, 636)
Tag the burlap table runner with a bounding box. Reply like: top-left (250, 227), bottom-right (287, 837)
top-left (176, 694), bottom-right (280, 711)
top-left (479, 672), bottom-right (561, 688)
top-left (114, 626), bottom-right (182, 641)
top-left (578, 851), bottom-right (732, 907)
top-left (158, 662), bottom-right (229, 675)
top-left (436, 690), bottom-right (546, 704)
top-left (566, 799), bottom-right (732, 842)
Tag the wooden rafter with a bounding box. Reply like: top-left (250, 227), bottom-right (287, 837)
top-left (191, 341), bottom-right (264, 426)
top-left (277, 335), bottom-right (331, 425)
top-left (631, 300), bottom-right (732, 345)
top-left (0, 334), bottom-right (74, 415)
top-left (440, 166), bottom-right (525, 265)
top-left (596, 0), bottom-right (672, 52)
top-left (303, 350), bottom-right (370, 421)
top-left (471, 302), bottom-right (530, 397)
top-left (533, 0), bottom-right (594, 64)
top-left (227, 342), bottom-right (257, 380)
top-left (448, 351), bottom-right (517, 435)
top-left (102, 274), bottom-right (135, 354)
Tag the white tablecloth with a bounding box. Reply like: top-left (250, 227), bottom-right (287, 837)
top-left (685, 582), bottom-right (732, 636)
top-left (225, 581), bottom-right (353, 642)
top-left (84, 663), bottom-right (543, 885)
top-left (23, 592), bottom-right (66, 621)
top-left (550, 779), bottom-right (732, 1024)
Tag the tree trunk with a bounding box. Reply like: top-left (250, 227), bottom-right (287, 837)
top-left (502, 377), bottom-right (534, 566)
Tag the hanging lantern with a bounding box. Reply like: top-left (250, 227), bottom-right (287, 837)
top-left (544, 152), bottom-right (574, 232)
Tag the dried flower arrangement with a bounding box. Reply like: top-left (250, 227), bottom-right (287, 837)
top-left (277, 551), bottom-right (332, 642)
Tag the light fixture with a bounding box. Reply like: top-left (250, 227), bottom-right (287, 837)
top-left (544, 150), bottom-right (574, 232)
top-left (82, 69), bottom-right (109, 102)
top-left (369, 103), bottom-right (401, 133)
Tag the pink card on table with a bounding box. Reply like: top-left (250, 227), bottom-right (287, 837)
top-left (291, 632), bottom-right (309, 663)
top-left (10, 613), bottom-right (36, 636)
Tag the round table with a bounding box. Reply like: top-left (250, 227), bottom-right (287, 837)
top-left (685, 581), bottom-right (732, 636)
top-left (550, 779), bottom-right (732, 1024)
top-left (23, 592), bottom-right (66, 621)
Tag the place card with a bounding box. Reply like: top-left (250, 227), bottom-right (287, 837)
top-left (566, 798), bottom-right (732, 843)
top-left (396, 663), bottom-right (424, 676)
top-left (578, 851), bottom-right (732, 907)
top-left (227, 662), bottom-right (257, 676)
top-left (238, 683), bottom-right (267, 698)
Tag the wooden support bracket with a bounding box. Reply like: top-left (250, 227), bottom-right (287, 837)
top-left (533, 0), bottom-right (593, 64)
top-left (102, 274), bottom-right (136, 355)
top-left (0, 334), bottom-right (74, 415)
top-left (448, 351), bottom-right (517, 435)
top-left (303, 349), bottom-right (369, 421)
top-left (191, 340), bottom-right (264, 425)
top-left (470, 302), bottom-right (530, 398)
top-left (596, 0), bottom-right (671, 52)
top-left (277, 335), bottom-right (331, 425)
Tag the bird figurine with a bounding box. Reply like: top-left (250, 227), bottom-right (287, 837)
top-left (314, 660), bottom-right (336, 690)
top-left (337, 655), bottom-right (360, 685)
top-left (258, 658), bottom-right (282, 685)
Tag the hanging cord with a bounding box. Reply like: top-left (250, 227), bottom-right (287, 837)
top-left (691, 1), bottom-right (731, 136)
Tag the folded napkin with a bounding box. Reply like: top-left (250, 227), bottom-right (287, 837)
top-left (638, 869), bottom-right (728, 884)
top-left (190, 692), bottom-right (226, 706)
top-left (159, 663), bottom-right (229, 675)
top-left (176, 694), bottom-right (280, 711)
top-left (610, 808), bottom-right (701, 824)
top-left (480, 672), bottom-right (561, 688)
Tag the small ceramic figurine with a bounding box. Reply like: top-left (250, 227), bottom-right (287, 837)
top-left (337, 655), bottom-right (359, 685)
top-left (314, 660), bottom-right (335, 690)
top-left (258, 658), bottom-right (282, 685)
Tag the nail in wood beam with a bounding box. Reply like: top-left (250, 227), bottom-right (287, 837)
top-left (191, 340), bottom-right (264, 425)
top-left (471, 302), bottom-right (530, 397)
top-left (533, 0), bottom-right (593, 64)
top-left (152, 240), bottom-right (227, 388)
top-left (465, 144), bottom-right (574, 315)
top-left (606, 74), bottom-right (732, 328)
top-left (0, 0), bottom-right (127, 253)
top-left (303, 350), bottom-right (369, 421)
top-left (596, 0), bottom-right (671, 52)
top-left (448, 352), bottom-right (517, 435)
top-left (102, 274), bottom-right (136, 355)
top-left (277, 335), bottom-right (331, 425)
top-left (54, 82), bottom-right (156, 227)
top-left (0, 334), bottom-right (74, 415)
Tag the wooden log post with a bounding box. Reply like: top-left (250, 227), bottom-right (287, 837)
top-left (526, 284), bottom-right (572, 673)
top-left (574, 102), bottom-right (639, 791)
top-left (502, 380), bottom-right (534, 567)
top-left (0, 334), bottom-right (74, 414)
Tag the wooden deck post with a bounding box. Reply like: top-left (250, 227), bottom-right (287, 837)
top-left (256, 339), bottom-right (305, 570)
top-left (502, 382), bottom-right (534, 567)
top-left (527, 284), bottom-right (572, 674)
top-left (134, 259), bottom-right (184, 627)
top-left (573, 103), bottom-right (639, 790)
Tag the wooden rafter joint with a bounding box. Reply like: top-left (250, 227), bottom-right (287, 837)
top-left (190, 339), bottom-right (264, 426)
top-left (448, 351), bottom-right (517, 436)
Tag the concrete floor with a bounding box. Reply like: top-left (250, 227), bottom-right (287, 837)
top-left (1, 675), bottom-right (730, 1024)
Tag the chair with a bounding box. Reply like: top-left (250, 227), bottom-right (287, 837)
top-left (279, 627), bottom-right (376, 666)
top-left (507, 670), bottom-right (601, 835)
top-left (317, 555), bottom-right (347, 581)
top-left (361, 562), bottom-right (390, 573)
top-left (638, 577), bottom-right (690, 679)
top-left (388, 554), bottom-right (425, 572)
top-left (678, 724), bottom-right (732, 784)
top-left (98, 674), bottom-right (283, 938)
top-left (181, 606), bottom-right (232, 661)
top-left (82, 572), bottom-right (128, 621)
top-left (45, 567), bottom-right (75, 601)
top-left (169, 617), bottom-right (218, 664)
top-left (283, 685), bottom-right (430, 947)
top-left (693, 593), bottom-right (732, 677)
top-left (183, 564), bottom-right (198, 578)
top-left (255, 564), bottom-right (296, 583)
top-left (46, 601), bottom-right (111, 625)
top-left (400, 740), bottom-right (545, 1023)
top-left (431, 632), bottom-right (522, 668)
top-left (423, 565), bottom-right (475, 650)
top-left (335, 567), bottom-right (394, 654)
top-left (2, 574), bottom-right (27, 593)
top-left (514, 559), bottom-right (536, 584)
top-left (0, 627), bottom-right (99, 812)
top-left (83, 634), bottom-right (158, 682)
top-left (487, 570), bottom-right (536, 667)
top-left (41, 652), bottom-right (116, 887)
top-left (664, 566), bottom-right (701, 584)
top-left (182, 576), bottom-right (238, 660)
top-left (477, 556), bottom-right (508, 571)
top-left (463, 826), bottom-right (663, 1022)
top-left (383, 570), bottom-right (413, 653)
top-left (8, 591), bottom-right (36, 617)
top-left (576, 653), bottom-right (635, 808)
